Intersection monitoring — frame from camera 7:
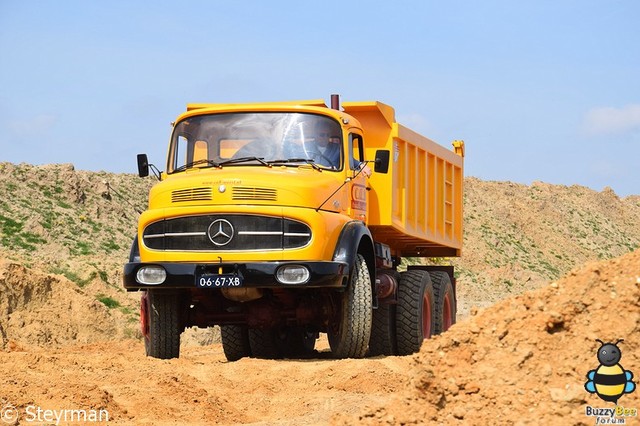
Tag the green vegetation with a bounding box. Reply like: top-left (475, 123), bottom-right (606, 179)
top-left (0, 214), bottom-right (48, 252)
top-left (103, 239), bottom-right (121, 253)
top-left (96, 294), bottom-right (121, 309)
top-left (120, 306), bottom-right (135, 316)
top-left (0, 213), bottom-right (22, 235)
top-left (56, 199), bottom-right (72, 209)
top-left (74, 241), bottom-right (93, 256)
top-left (50, 267), bottom-right (97, 288)
top-left (40, 209), bottom-right (55, 230)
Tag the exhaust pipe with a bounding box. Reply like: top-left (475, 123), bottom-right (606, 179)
top-left (331, 94), bottom-right (340, 110)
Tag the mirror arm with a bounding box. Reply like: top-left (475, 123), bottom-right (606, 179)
top-left (149, 164), bottom-right (161, 180)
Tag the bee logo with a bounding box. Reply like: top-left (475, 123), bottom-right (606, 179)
top-left (585, 339), bottom-right (636, 404)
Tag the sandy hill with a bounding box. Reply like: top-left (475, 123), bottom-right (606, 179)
top-left (1, 162), bottom-right (639, 424)
top-left (0, 162), bottom-right (639, 348)
top-left (456, 177), bottom-right (640, 314)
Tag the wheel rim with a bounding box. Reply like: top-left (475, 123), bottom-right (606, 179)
top-left (443, 292), bottom-right (453, 331)
top-left (422, 291), bottom-right (432, 339)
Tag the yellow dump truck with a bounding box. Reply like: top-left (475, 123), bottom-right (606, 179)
top-left (123, 95), bottom-right (464, 360)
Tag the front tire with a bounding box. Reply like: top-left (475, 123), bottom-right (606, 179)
top-left (144, 290), bottom-right (181, 359)
top-left (248, 328), bottom-right (282, 359)
top-left (221, 325), bottom-right (251, 361)
top-left (328, 254), bottom-right (372, 359)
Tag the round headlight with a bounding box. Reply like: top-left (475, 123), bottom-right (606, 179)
top-left (136, 265), bottom-right (167, 285)
top-left (276, 265), bottom-right (310, 285)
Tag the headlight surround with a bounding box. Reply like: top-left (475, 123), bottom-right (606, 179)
top-left (136, 265), bottom-right (167, 285)
top-left (276, 265), bottom-right (310, 285)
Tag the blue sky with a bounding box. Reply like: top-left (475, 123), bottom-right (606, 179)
top-left (1, 1), bottom-right (638, 196)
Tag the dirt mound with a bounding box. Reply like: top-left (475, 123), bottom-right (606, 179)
top-left (1, 251), bottom-right (637, 425)
top-left (338, 249), bottom-right (640, 425)
top-left (0, 339), bottom-right (413, 425)
top-left (0, 259), bottom-right (126, 349)
top-left (0, 163), bottom-right (162, 346)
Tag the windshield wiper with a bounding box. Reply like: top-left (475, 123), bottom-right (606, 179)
top-left (218, 157), bottom-right (271, 167)
top-left (268, 158), bottom-right (321, 171)
top-left (172, 159), bottom-right (221, 173)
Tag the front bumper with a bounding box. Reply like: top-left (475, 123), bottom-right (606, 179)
top-left (123, 261), bottom-right (348, 291)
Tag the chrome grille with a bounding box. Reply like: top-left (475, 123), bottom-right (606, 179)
top-left (232, 186), bottom-right (277, 201)
top-left (171, 187), bottom-right (212, 203)
top-left (143, 214), bottom-right (311, 251)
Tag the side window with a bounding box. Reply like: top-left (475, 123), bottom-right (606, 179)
top-left (349, 133), bottom-right (364, 170)
top-left (175, 135), bottom-right (189, 170)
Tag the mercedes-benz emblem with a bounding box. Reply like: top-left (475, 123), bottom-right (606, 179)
top-left (207, 219), bottom-right (234, 246)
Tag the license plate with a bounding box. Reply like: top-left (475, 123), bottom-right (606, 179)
top-left (196, 273), bottom-right (243, 288)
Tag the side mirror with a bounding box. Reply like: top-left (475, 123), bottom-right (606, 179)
top-left (137, 154), bottom-right (149, 177)
top-left (374, 150), bottom-right (390, 174)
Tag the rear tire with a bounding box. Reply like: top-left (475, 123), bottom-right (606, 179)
top-left (221, 325), bottom-right (251, 361)
top-left (430, 271), bottom-right (456, 334)
top-left (144, 290), bottom-right (181, 359)
top-left (369, 303), bottom-right (397, 356)
top-left (396, 270), bottom-right (434, 355)
top-left (328, 254), bottom-right (372, 359)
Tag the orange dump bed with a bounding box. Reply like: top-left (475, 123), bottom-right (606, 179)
top-left (343, 101), bottom-right (464, 257)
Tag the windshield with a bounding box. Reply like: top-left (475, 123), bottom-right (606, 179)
top-left (167, 112), bottom-right (343, 173)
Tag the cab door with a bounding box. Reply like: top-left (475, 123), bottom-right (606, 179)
top-left (347, 132), bottom-right (368, 222)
